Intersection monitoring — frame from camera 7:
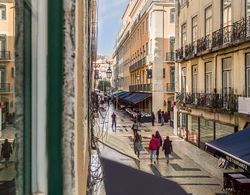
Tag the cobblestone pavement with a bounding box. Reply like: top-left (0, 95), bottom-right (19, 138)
top-left (99, 103), bottom-right (227, 195)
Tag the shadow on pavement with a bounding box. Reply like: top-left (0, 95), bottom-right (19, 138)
top-left (101, 157), bottom-right (188, 195)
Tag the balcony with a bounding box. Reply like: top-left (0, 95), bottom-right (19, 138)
top-left (129, 57), bottom-right (146, 72)
top-left (0, 51), bottom-right (11, 60)
top-left (184, 42), bottom-right (196, 58)
top-left (0, 83), bottom-right (11, 93)
top-left (166, 83), bottom-right (175, 92)
top-left (165, 52), bottom-right (175, 62)
top-left (197, 35), bottom-right (211, 53)
top-left (176, 92), bottom-right (238, 113)
top-left (176, 16), bottom-right (250, 62)
top-left (129, 84), bottom-right (152, 92)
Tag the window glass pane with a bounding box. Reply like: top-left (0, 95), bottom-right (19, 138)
top-left (188, 116), bottom-right (199, 145)
top-left (200, 118), bottom-right (214, 143)
top-left (192, 16), bottom-right (198, 42)
top-left (181, 23), bottom-right (187, 47)
top-left (0, 4), bottom-right (6, 20)
top-left (216, 122), bottom-right (234, 139)
top-left (170, 8), bottom-right (175, 23)
top-left (205, 62), bottom-right (213, 93)
top-left (247, 0), bottom-right (250, 17)
top-left (205, 6), bottom-right (212, 35)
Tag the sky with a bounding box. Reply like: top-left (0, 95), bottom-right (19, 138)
top-left (97, 0), bottom-right (129, 57)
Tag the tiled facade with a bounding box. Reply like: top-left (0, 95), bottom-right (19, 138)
top-left (174, 0), bottom-right (250, 148)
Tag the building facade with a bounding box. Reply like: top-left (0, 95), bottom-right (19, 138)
top-left (0, 0), bottom-right (15, 131)
top-left (174, 0), bottom-right (250, 149)
top-left (113, 0), bottom-right (175, 115)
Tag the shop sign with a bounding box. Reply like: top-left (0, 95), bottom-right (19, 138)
top-left (226, 156), bottom-right (249, 171)
top-left (238, 97), bottom-right (250, 114)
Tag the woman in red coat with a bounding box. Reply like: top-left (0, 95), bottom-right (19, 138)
top-left (149, 134), bottom-right (159, 164)
top-left (162, 136), bottom-right (173, 164)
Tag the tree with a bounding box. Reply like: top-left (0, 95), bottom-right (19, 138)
top-left (97, 80), bottom-right (111, 92)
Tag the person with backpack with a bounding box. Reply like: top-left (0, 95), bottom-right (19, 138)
top-left (155, 131), bottom-right (162, 160)
top-left (1, 139), bottom-right (13, 168)
top-left (149, 134), bottom-right (159, 164)
top-left (162, 136), bottom-right (173, 164)
top-left (134, 132), bottom-right (142, 158)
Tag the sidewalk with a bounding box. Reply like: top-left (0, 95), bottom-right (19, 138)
top-left (102, 104), bottom-right (227, 195)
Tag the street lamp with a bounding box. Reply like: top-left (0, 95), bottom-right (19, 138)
top-left (106, 66), bottom-right (112, 79)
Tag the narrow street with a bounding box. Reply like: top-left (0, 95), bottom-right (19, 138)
top-left (98, 102), bottom-right (226, 195)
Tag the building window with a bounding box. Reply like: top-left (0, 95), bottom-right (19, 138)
top-left (0, 34), bottom-right (6, 52)
top-left (163, 68), bottom-right (165, 78)
top-left (181, 67), bottom-right (187, 93)
top-left (188, 116), bottom-right (199, 146)
top-left (205, 62), bottom-right (213, 93)
top-left (170, 8), bottom-right (175, 23)
top-left (222, 58), bottom-right (232, 94)
top-left (146, 17), bottom-right (148, 32)
top-left (0, 66), bottom-right (6, 83)
top-left (215, 122), bottom-right (234, 139)
top-left (200, 118), bottom-right (214, 144)
top-left (192, 15), bottom-right (198, 42)
top-left (170, 66), bottom-right (175, 84)
top-left (0, 4), bottom-right (6, 20)
top-left (205, 6), bottom-right (212, 36)
top-left (192, 65), bottom-right (198, 93)
top-left (170, 36), bottom-right (175, 54)
top-left (181, 23), bottom-right (187, 47)
top-left (246, 54), bottom-right (250, 97)
top-left (222, 0), bottom-right (232, 27)
top-left (146, 42), bottom-right (148, 54)
top-left (246, 0), bottom-right (250, 17)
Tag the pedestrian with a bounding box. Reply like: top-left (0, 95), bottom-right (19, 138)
top-left (137, 111), bottom-right (142, 126)
top-left (1, 139), bottom-right (12, 168)
top-left (155, 131), bottom-right (162, 160)
top-left (134, 132), bottom-right (142, 158)
top-left (157, 109), bottom-right (161, 123)
top-left (131, 120), bottom-right (139, 136)
top-left (160, 111), bottom-right (164, 126)
top-left (151, 112), bottom-right (155, 126)
top-left (162, 136), bottom-right (173, 164)
top-left (149, 134), bottom-right (159, 164)
top-left (111, 112), bottom-right (117, 131)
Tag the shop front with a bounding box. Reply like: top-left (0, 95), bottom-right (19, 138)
top-left (177, 112), bottom-right (237, 149)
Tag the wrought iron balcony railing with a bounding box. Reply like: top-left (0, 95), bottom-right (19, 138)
top-left (0, 51), bottom-right (11, 60)
top-left (176, 92), bottom-right (238, 112)
top-left (129, 83), bottom-right (152, 92)
top-left (197, 35), bottom-right (211, 53)
top-left (165, 52), bottom-right (175, 61)
top-left (176, 47), bottom-right (184, 61)
top-left (212, 25), bottom-right (232, 48)
top-left (184, 42), bottom-right (196, 58)
top-left (129, 57), bottom-right (146, 72)
top-left (176, 16), bottom-right (250, 61)
top-left (166, 83), bottom-right (175, 92)
top-left (0, 83), bottom-right (11, 93)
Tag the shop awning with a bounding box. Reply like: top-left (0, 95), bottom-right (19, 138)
top-left (206, 128), bottom-right (250, 172)
top-left (118, 92), bottom-right (132, 99)
top-left (124, 92), bottom-right (151, 105)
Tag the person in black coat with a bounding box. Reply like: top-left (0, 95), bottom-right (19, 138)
top-left (155, 131), bottom-right (162, 160)
top-left (151, 112), bottom-right (155, 126)
top-left (162, 136), bottom-right (173, 164)
top-left (1, 139), bottom-right (12, 168)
